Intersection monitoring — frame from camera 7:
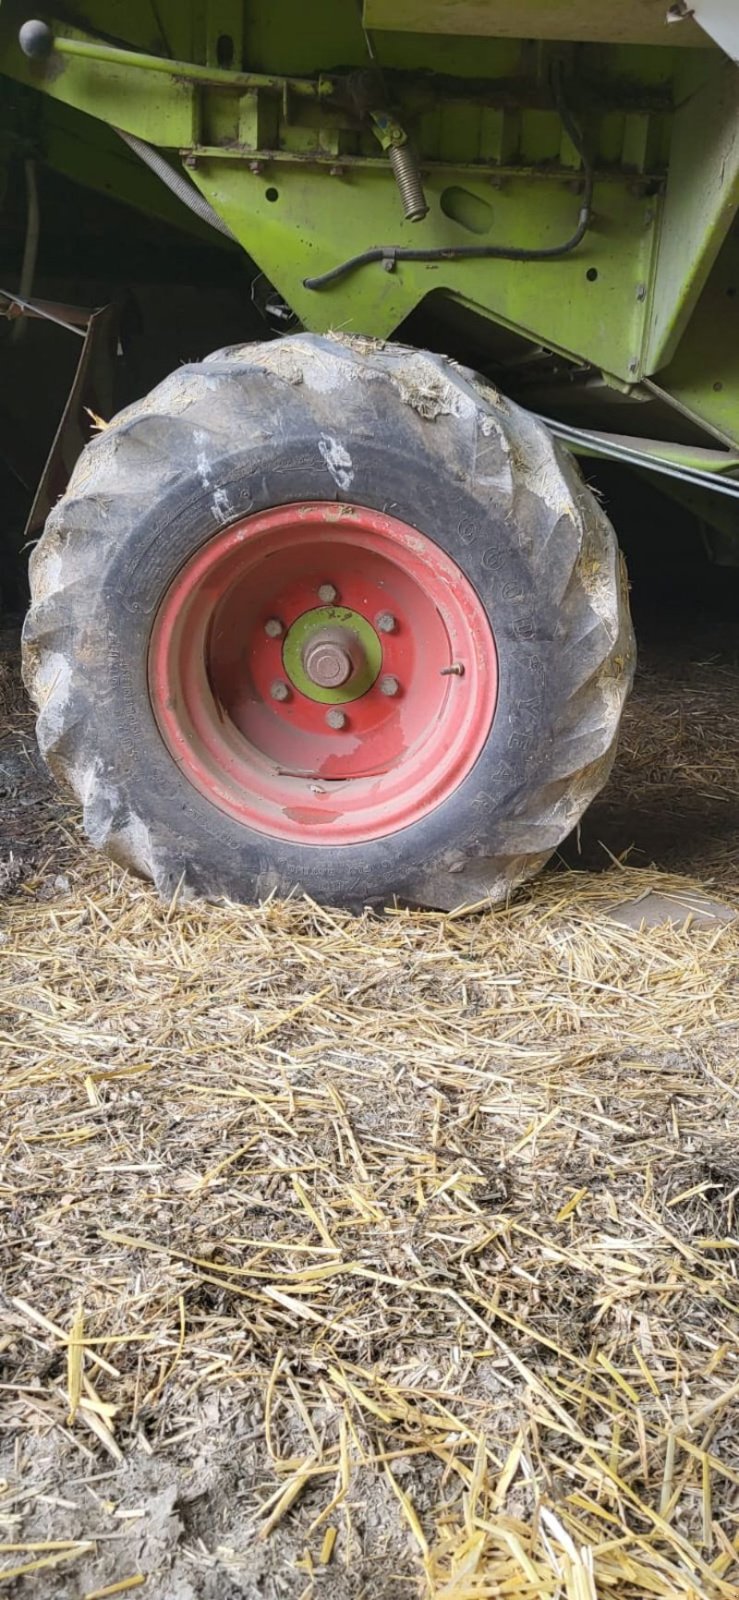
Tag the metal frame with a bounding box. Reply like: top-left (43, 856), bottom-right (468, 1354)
top-left (0, 0), bottom-right (738, 466)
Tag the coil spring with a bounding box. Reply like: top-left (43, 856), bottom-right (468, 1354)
top-left (389, 143), bottom-right (428, 223)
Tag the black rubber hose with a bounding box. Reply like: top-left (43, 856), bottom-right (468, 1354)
top-left (304, 70), bottom-right (593, 290)
top-left (115, 129), bottom-right (238, 242)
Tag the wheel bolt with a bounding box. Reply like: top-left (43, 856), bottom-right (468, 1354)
top-left (325, 708), bottom-right (347, 730)
top-left (270, 679), bottom-right (290, 702)
top-left (305, 640), bottom-right (353, 687)
top-left (380, 674), bottom-right (400, 697)
top-left (264, 617), bottom-right (284, 639)
top-left (376, 611), bottom-right (396, 634)
top-left (318, 583), bottom-right (338, 604)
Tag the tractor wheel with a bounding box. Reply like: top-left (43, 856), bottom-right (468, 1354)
top-left (23, 335), bottom-right (634, 909)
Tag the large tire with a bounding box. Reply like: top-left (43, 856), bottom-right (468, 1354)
top-left (23, 334), bottom-right (635, 910)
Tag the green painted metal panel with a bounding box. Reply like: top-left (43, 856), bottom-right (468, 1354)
top-left (656, 229), bottom-right (739, 444)
top-left (646, 58), bottom-right (739, 372)
top-left (190, 159), bottom-right (654, 380)
top-left (0, 24), bottom-right (198, 146)
top-left (363, 0), bottom-right (708, 47)
top-left (0, 0), bottom-right (738, 457)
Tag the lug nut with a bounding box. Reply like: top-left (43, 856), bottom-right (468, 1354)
top-left (380, 674), bottom-right (400, 697)
top-left (270, 679), bottom-right (290, 702)
top-left (264, 617), bottom-right (284, 638)
top-left (376, 611), bottom-right (396, 633)
top-left (318, 583), bottom-right (338, 604)
top-left (325, 708), bottom-right (347, 730)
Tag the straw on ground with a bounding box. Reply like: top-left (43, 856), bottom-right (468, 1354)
top-left (2, 849), bottom-right (738, 1597)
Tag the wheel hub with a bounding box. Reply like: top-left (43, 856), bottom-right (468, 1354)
top-left (281, 604), bottom-right (382, 704)
top-left (148, 501), bottom-right (498, 844)
top-left (303, 632), bottom-right (354, 689)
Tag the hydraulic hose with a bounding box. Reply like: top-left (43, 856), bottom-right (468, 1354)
top-left (115, 129), bottom-right (238, 242)
top-left (11, 159), bottom-right (40, 343)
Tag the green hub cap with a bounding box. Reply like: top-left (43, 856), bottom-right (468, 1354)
top-left (282, 605), bottom-right (382, 703)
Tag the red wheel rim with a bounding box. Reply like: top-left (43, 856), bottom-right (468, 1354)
top-left (148, 502), bottom-right (498, 845)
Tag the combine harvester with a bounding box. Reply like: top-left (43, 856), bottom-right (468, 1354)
top-left (1, 1), bottom-right (737, 907)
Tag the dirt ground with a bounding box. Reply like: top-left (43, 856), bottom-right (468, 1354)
top-left (1, 597), bottom-right (739, 1599)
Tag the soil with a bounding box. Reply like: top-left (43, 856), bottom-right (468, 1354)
top-left (1, 592), bottom-right (738, 1600)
